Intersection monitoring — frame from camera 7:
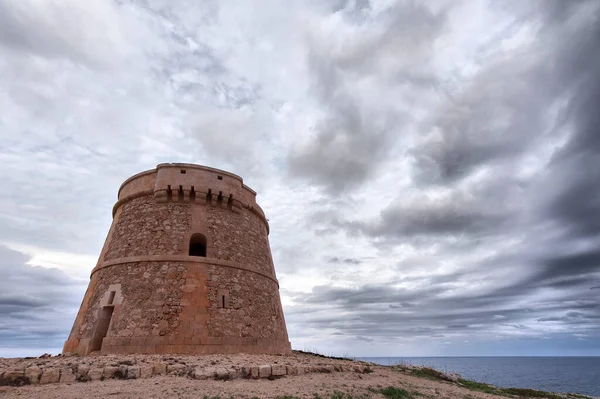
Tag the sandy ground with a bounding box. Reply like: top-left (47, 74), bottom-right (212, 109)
top-left (0, 361), bottom-right (526, 399)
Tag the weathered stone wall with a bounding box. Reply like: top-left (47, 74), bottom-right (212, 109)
top-left (64, 261), bottom-right (190, 354)
top-left (207, 207), bottom-right (274, 275)
top-left (104, 198), bottom-right (191, 261)
top-left (205, 264), bottom-right (288, 342)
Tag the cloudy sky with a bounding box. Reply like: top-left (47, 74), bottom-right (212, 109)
top-left (1, 0), bottom-right (599, 358)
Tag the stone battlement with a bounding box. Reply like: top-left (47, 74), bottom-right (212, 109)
top-left (114, 163), bottom-right (268, 230)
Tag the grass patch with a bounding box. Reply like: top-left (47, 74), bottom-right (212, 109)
top-left (392, 365), bottom-right (448, 382)
top-left (458, 379), bottom-right (499, 394)
top-left (502, 387), bottom-right (565, 399)
top-left (293, 349), bottom-right (354, 361)
top-left (376, 386), bottom-right (413, 399)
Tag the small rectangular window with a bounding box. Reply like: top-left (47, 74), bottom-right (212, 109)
top-left (107, 291), bottom-right (116, 305)
top-left (181, 169), bottom-right (186, 174)
top-left (217, 175), bottom-right (223, 180)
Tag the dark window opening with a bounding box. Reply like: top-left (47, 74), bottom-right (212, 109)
top-left (180, 169), bottom-right (186, 174)
top-left (221, 295), bottom-right (226, 308)
top-left (217, 175), bottom-right (223, 180)
top-left (189, 233), bottom-right (207, 257)
top-left (107, 291), bottom-right (116, 305)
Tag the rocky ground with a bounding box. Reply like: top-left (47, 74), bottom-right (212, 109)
top-left (0, 351), bottom-right (596, 399)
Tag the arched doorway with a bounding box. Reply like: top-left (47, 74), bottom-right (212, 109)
top-left (189, 233), bottom-right (207, 257)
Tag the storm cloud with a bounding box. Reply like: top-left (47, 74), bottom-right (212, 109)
top-left (1, 0), bottom-right (599, 356)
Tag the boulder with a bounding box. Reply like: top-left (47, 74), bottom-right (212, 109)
top-left (258, 364), bottom-right (271, 378)
top-left (40, 368), bottom-right (60, 384)
top-left (166, 363), bottom-right (185, 375)
top-left (193, 367), bottom-right (215, 380)
top-left (102, 366), bottom-right (118, 379)
top-left (88, 368), bottom-right (103, 381)
top-left (59, 367), bottom-right (77, 383)
top-left (24, 366), bottom-right (41, 384)
top-left (140, 364), bottom-right (153, 378)
top-left (152, 362), bottom-right (167, 375)
top-left (271, 364), bottom-right (286, 376)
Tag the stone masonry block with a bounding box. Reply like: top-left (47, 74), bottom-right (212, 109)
top-left (88, 368), bottom-right (103, 381)
top-left (2, 369), bottom-right (25, 386)
top-left (76, 364), bottom-right (90, 379)
top-left (271, 364), bottom-right (286, 376)
top-left (215, 367), bottom-right (229, 380)
top-left (258, 364), bottom-right (271, 378)
top-left (167, 364), bottom-right (186, 375)
top-left (140, 364), bottom-right (153, 378)
top-left (59, 368), bottom-right (77, 383)
top-left (40, 368), bottom-right (60, 384)
top-left (194, 367), bottom-right (216, 380)
top-left (286, 365), bottom-right (297, 375)
top-left (128, 365), bottom-right (141, 379)
top-left (24, 366), bottom-right (41, 384)
top-left (103, 366), bottom-right (118, 379)
top-left (152, 362), bottom-right (167, 375)
top-left (250, 366), bottom-right (260, 379)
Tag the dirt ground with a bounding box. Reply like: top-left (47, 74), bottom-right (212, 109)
top-left (0, 362), bottom-right (525, 399)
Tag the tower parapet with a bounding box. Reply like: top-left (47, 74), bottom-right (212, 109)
top-left (63, 163), bottom-right (291, 355)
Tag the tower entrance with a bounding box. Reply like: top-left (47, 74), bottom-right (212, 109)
top-left (89, 306), bottom-right (114, 352)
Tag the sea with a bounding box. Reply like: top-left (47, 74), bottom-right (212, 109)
top-left (359, 357), bottom-right (600, 397)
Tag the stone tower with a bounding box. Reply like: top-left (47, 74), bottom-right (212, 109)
top-left (63, 163), bottom-right (291, 355)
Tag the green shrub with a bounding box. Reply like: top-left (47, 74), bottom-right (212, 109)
top-left (378, 386), bottom-right (413, 399)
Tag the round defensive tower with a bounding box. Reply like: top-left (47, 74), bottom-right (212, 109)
top-left (63, 163), bottom-right (291, 355)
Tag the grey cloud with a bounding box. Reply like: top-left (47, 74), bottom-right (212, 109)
top-left (328, 256), bottom-right (362, 265)
top-left (0, 245), bottom-right (86, 350)
top-left (0, 0), bottom-right (140, 66)
top-left (288, 2), bottom-right (448, 193)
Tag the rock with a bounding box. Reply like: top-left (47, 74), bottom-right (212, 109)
top-left (24, 366), bottom-right (41, 384)
top-left (59, 367), bottom-right (77, 383)
top-left (128, 365), bottom-right (141, 379)
top-left (271, 364), bottom-right (286, 376)
top-left (193, 367), bottom-right (215, 380)
top-left (40, 368), bottom-right (60, 384)
top-left (241, 366), bottom-right (251, 378)
top-left (258, 364), bottom-right (271, 378)
top-left (297, 366), bottom-right (305, 375)
top-left (116, 365), bottom-right (129, 379)
top-left (250, 366), bottom-right (260, 379)
top-left (1, 369), bottom-right (29, 386)
top-left (152, 362), bottom-right (167, 375)
top-left (76, 364), bottom-right (90, 380)
top-left (215, 367), bottom-right (229, 380)
top-left (319, 365), bottom-right (334, 373)
top-left (88, 368), bottom-right (103, 381)
top-left (39, 353), bottom-right (52, 359)
top-left (441, 372), bottom-right (461, 383)
top-left (353, 365), bottom-right (365, 373)
top-left (167, 363), bottom-right (186, 375)
top-left (140, 364), bottom-right (153, 378)
top-left (103, 366), bottom-right (118, 379)
top-left (286, 365), bottom-right (297, 375)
